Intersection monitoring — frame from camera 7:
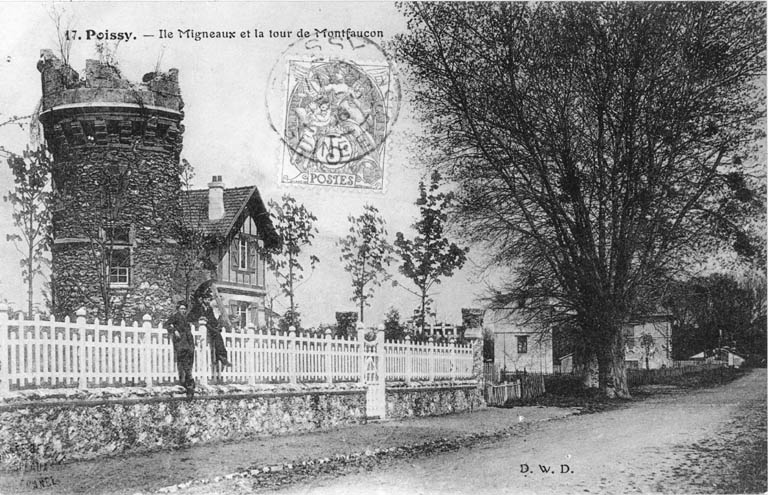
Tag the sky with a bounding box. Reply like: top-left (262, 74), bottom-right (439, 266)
top-left (0, 1), bottom-right (495, 326)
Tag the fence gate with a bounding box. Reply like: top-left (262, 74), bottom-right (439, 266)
top-left (363, 330), bottom-right (386, 420)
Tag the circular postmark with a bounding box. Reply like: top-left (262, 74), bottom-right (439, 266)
top-left (266, 35), bottom-right (401, 191)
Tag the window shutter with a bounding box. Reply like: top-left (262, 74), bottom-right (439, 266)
top-left (231, 236), bottom-right (240, 270)
top-left (128, 247), bottom-right (133, 286)
top-left (247, 237), bottom-right (257, 273)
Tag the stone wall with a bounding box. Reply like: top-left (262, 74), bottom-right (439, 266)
top-left (386, 383), bottom-right (485, 419)
top-left (0, 382), bottom-right (483, 471)
top-left (0, 385), bottom-right (366, 471)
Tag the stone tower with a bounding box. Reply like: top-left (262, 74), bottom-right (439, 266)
top-left (38, 50), bottom-right (186, 320)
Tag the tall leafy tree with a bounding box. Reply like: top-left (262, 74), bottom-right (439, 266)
top-left (266, 195), bottom-right (319, 328)
top-left (383, 307), bottom-right (406, 342)
top-left (393, 2), bottom-right (765, 397)
top-left (394, 171), bottom-right (468, 333)
top-left (4, 145), bottom-right (52, 316)
top-left (665, 273), bottom-right (765, 363)
top-left (338, 204), bottom-right (394, 323)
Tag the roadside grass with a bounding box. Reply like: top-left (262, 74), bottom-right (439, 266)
top-left (500, 367), bottom-right (746, 414)
top-left (665, 385), bottom-right (767, 494)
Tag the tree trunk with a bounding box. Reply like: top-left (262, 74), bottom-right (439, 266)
top-left (582, 353), bottom-right (599, 389)
top-left (27, 254), bottom-right (34, 318)
top-left (420, 291), bottom-right (427, 333)
top-left (597, 329), bottom-right (630, 398)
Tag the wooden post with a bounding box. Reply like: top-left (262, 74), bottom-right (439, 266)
top-left (404, 335), bottom-right (412, 385)
top-left (142, 314), bottom-right (153, 389)
top-left (449, 337), bottom-right (456, 381)
top-left (247, 330), bottom-right (256, 386)
top-left (197, 317), bottom-right (209, 387)
top-left (376, 324), bottom-right (386, 385)
top-left (76, 308), bottom-right (87, 389)
top-left (324, 328), bottom-right (333, 384)
top-left (428, 336), bottom-right (435, 382)
top-left (0, 303), bottom-right (9, 395)
top-left (288, 326), bottom-right (297, 384)
top-left (357, 322), bottom-right (366, 384)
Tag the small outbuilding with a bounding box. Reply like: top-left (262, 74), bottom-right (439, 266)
top-left (484, 306), bottom-right (553, 374)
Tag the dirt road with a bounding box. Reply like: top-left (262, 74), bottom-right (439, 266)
top-left (266, 369), bottom-right (766, 495)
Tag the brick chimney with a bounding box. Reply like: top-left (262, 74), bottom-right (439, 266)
top-left (208, 175), bottom-right (225, 221)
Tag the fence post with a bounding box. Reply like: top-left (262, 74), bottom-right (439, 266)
top-left (76, 308), bottom-right (87, 389)
top-left (449, 337), bottom-right (456, 382)
top-left (404, 335), bottom-right (412, 385)
top-left (428, 336), bottom-right (435, 382)
top-left (356, 323), bottom-right (366, 384)
top-left (376, 324), bottom-right (386, 385)
top-left (288, 326), bottom-right (297, 384)
top-left (324, 328), bottom-right (333, 384)
top-left (0, 303), bottom-right (9, 395)
top-left (142, 314), bottom-right (153, 389)
top-left (247, 330), bottom-right (257, 386)
top-left (197, 317), bottom-right (208, 387)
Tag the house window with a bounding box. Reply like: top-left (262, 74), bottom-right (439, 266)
top-left (109, 249), bottom-right (131, 286)
top-left (229, 301), bottom-right (249, 328)
top-left (232, 235), bottom-right (259, 273)
top-left (517, 335), bottom-right (528, 354)
top-left (238, 237), bottom-right (248, 270)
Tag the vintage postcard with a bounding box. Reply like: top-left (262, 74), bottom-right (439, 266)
top-left (0, 2), bottom-right (764, 494)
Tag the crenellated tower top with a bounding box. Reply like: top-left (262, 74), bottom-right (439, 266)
top-left (37, 49), bottom-right (184, 156)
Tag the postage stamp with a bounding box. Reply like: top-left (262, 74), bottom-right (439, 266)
top-left (266, 36), bottom-right (401, 192)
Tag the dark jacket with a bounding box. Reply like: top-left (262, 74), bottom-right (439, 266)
top-left (165, 311), bottom-right (195, 353)
top-left (189, 304), bottom-right (221, 333)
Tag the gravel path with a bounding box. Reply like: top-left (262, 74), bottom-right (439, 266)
top-left (0, 404), bottom-right (576, 494)
top-left (202, 369), bottom-right (766, 495)
top-left (1, 369), bottom-right (763, 495)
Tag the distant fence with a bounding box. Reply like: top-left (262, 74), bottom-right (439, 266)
top-left (626, 362), bottom-right (727, 387)
top-left (484, 373), bottom-right (546, 406)
top-left (0, 310), bottom-right (474, 393)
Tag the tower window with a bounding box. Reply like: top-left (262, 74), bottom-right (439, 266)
top-left (81, 120), bottom-right (96, 143)
top-left (108, 249), bottom-right (131, 286)
top-left (102, 224), bottom-right (133, 287)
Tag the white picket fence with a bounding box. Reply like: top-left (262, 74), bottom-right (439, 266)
top-left (0, 309), bottom-right (474, 393)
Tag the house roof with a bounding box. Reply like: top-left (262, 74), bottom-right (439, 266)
top-left (180, 185), bottom-right (280, 250)
top-left (483, 307), bottom-right (549, 335)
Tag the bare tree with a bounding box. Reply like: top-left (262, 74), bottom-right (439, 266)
top-left (393, 2), bottom-right (765, 397)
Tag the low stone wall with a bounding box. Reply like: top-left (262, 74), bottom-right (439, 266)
top-left (0, 384), bottom-right (365, 471)
top-left (386, 382), bottom-right (485, 419)
top-left (0, 381), bottom-right (483, 471)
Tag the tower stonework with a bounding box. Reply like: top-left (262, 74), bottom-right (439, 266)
top-left (38, 50), bottom-right (186, 320)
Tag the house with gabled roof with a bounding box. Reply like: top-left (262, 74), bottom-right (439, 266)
top-left (180, 175), bottom-right (280, 329)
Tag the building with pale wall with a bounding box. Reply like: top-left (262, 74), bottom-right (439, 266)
top-left (484, 306), bottom-right (553, 374)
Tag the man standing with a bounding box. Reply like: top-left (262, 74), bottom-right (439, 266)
top-left (166, 301), bottom-right (196, 398)
top-left (189, 290), bottom-right (232, 368)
